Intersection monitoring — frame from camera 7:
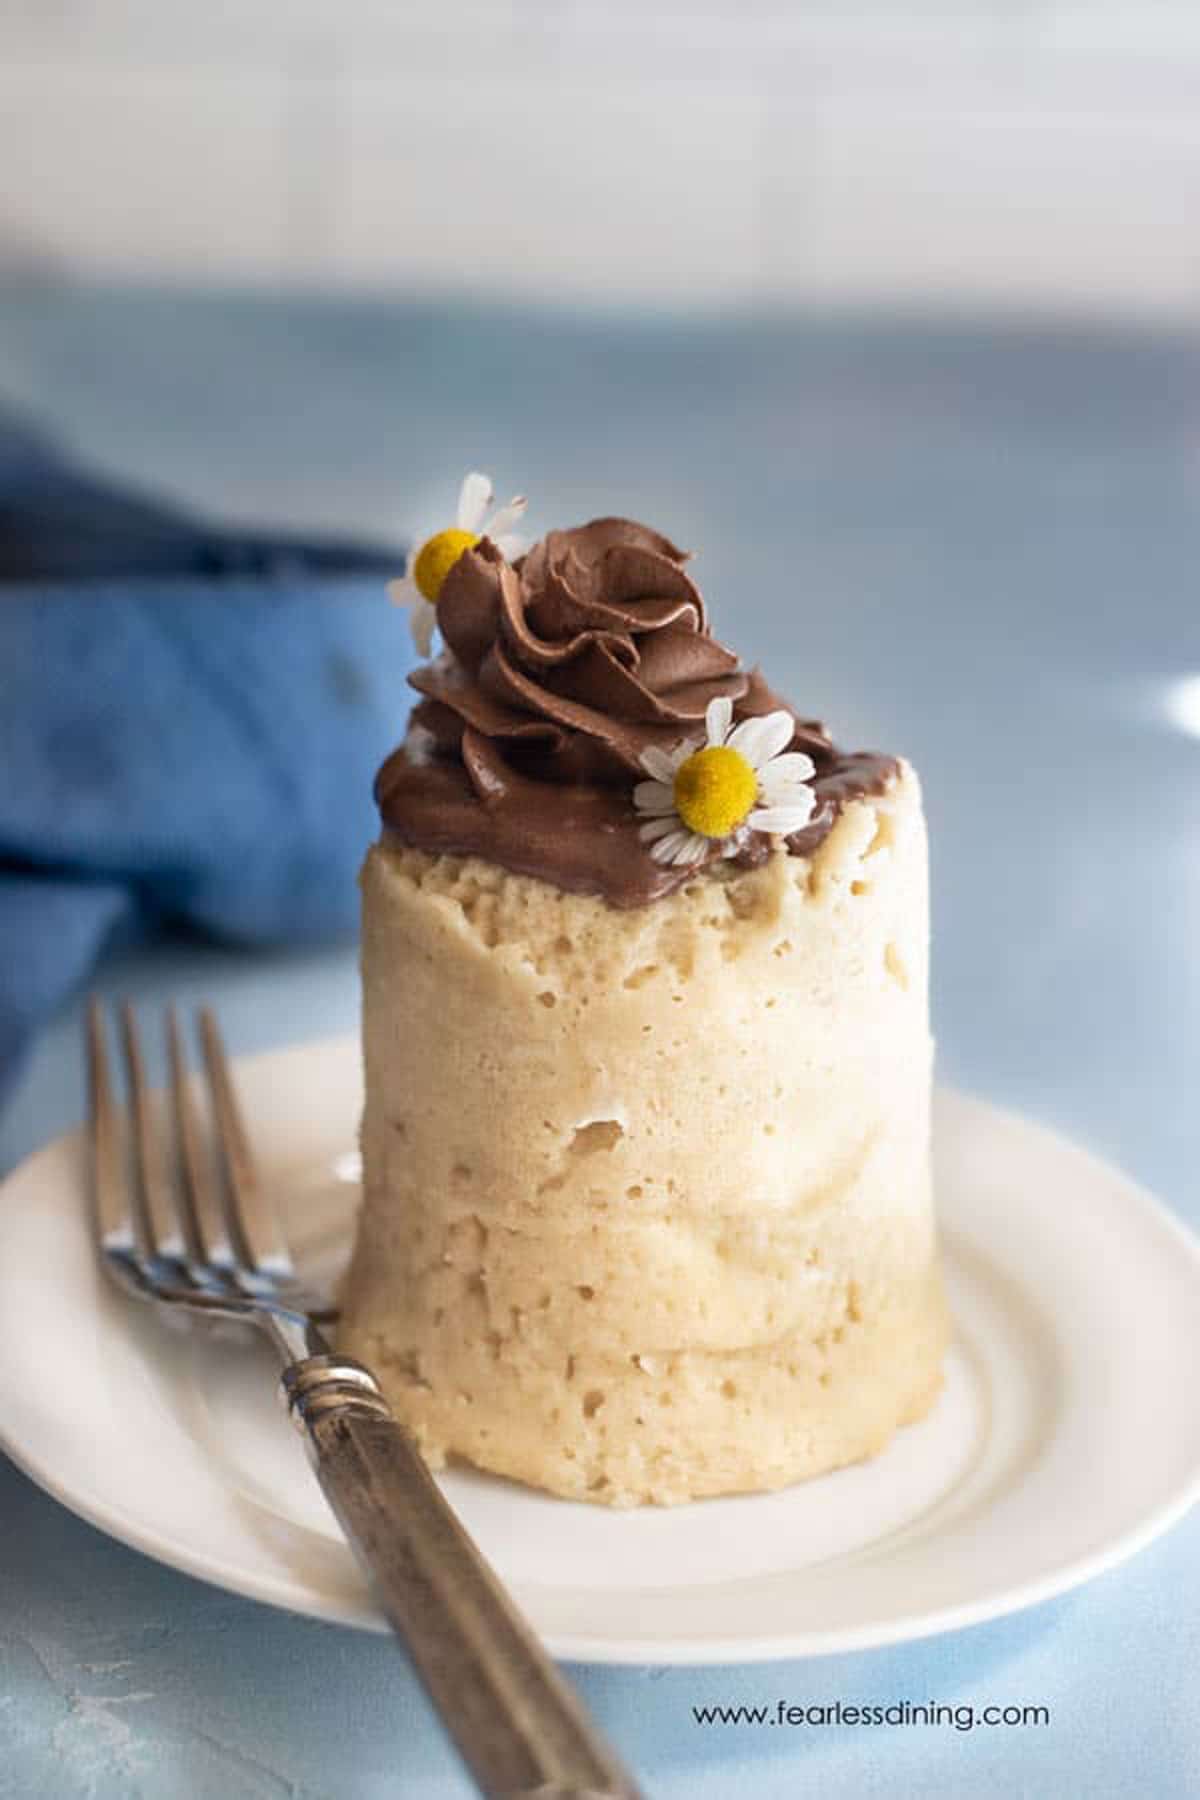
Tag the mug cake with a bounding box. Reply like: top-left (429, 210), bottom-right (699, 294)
top-left (338, 476), bottom-right (949, 1506)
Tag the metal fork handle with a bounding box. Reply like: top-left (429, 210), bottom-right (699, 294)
top-left (282, 1356), bottom-right (643, 1800)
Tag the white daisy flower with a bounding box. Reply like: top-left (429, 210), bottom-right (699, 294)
top-left (633, 696), bottom-right (816, 867)
top-left (388, 471), bottom-right (527, 655)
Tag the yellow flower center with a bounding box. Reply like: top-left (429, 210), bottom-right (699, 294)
top-left (673, 745), bottom-right (758, 839)
top-left (412, 527), bottom-right (479, 603)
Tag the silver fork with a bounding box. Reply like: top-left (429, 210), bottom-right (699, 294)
top-left (88, 999), bottom-right (643, 1800)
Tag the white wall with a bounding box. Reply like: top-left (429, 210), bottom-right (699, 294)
top-left (3, 1), bottom-right (1200, 317)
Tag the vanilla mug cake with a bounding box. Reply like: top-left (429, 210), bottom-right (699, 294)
top-left (338, 477), bottom-right (948, 1506)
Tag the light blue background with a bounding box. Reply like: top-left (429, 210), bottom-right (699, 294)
top-left (1, 287), bottom-right (1197, 1798)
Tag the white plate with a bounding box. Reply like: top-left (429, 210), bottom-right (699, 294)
top-left (1, 1036), bottom-right (1198, 1665)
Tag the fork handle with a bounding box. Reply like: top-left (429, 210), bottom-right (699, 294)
top-left (281, 1355), bottom-right (644, 1800)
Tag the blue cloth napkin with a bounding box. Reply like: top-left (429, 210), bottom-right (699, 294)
top-left (0, 408), bottom-right (413, 1105)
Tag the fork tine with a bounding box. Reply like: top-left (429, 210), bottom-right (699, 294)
top-left (199, 1007), bottom-right (294, 1279)
top-left (167, 1004), bottom-right (229, 1271)
top-left (87, 999), bottom-right (130, 1249)
top-left (120, 1001), bottom-right (180, 1261)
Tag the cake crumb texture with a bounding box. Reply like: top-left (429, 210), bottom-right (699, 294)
top-left (339, 763), bottom-right (949, 1505)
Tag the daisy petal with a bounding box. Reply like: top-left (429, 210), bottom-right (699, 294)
top-left (748, 798), bottom-right (816, 835)
top-left (633, 779), bottom-right (676, 815)
top-left (639, 815), bottom-right (679, 842)
top-left (411, 600), bottom-right (437, 658)
top-left (492, 533), bottom-right (526, 561)
top-left (649, 829), bottom-right (693, 865)
top-left (387, 575), bottom-right (416, 607)
top-left (757, 752), bottom-right (816, 799)
top-left (727, 709), bottom-right (795, 769)
top-left (678, 835), bottom-right (710, 865)
top-left (457, 470), bottom-right (493, 532)
top-left (640, 745), bottom-right (683, 783)
top-left (705, 695), bottom-right (733, 746)
top-left (485, 496), bottom-right (528, 539)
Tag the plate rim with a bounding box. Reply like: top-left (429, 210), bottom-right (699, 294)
top-left (2, 1037), bottom-right (1199, 1665)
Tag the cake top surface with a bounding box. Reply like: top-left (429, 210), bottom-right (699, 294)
top-left (375, 474), bottom-right (896, 907)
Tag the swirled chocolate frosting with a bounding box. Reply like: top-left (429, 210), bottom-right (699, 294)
top-left (374, 519), bottom-right (897, 906)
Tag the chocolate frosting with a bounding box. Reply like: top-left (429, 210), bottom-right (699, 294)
top-left (375, 519), bottom-right (898, 907)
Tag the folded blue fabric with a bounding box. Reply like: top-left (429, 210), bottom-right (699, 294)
top-left (0, 408), bottom-right (413, 1106)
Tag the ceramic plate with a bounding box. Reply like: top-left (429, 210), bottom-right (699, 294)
top-left (1, 1036), bottom-right (1198, 1664)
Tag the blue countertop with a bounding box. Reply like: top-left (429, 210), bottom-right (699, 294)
top-left (1, 284), bottom-right (1197, 1798)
